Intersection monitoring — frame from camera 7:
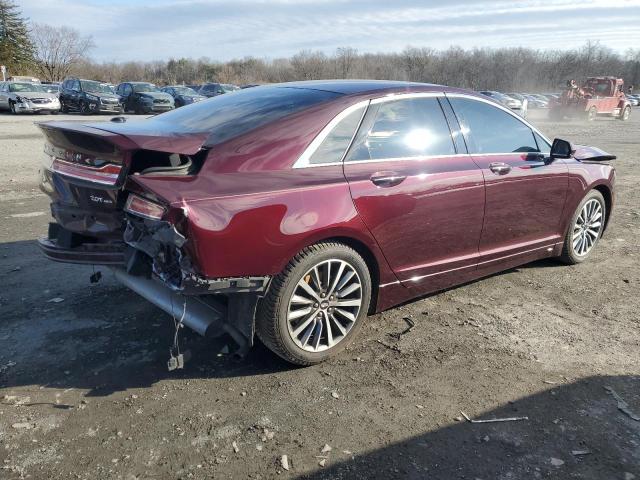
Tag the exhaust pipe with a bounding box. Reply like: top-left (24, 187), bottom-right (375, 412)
top-left (110, 267), bottom-right (226, 336)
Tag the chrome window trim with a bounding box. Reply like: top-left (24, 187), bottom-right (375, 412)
top-left (292, 100), bottom-right (370, 169)
top-left (293, 91), bottom-right (552, 169)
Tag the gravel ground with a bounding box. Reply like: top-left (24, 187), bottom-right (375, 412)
top-left (0, 109), bottom-right (638, 480)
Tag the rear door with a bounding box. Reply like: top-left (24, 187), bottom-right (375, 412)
top-left (446, 95), bottom-right (568, 272)
top-left (343, 94), bottom-right (485, 292)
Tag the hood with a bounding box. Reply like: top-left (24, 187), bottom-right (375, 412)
top-left (572, 145), bottom-right (616, 162)
top-left (14, 91), bottom-right (58, 100)
top-left (137, 91), bottom-right (174, 101)
top-left (85, 92), bottom-right (119, 100)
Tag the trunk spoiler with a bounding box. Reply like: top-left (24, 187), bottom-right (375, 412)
top-left (39, 120), bottom-right (210, 156)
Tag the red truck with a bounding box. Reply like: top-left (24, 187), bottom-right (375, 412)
top-left (550, 77), bottom-right (631, 121)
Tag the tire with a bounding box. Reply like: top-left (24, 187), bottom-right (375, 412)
top-left (256, 242), bottom-right (372, 365)
top-left (79, 101), bottom-right (89, 115)
top-left (559, 190), bottom-right (606, 265)
top-left (619, 106), bottom-right (630, 121)
top-left (587, 106), bottom-right (597, 121)
top-left (9, 101), bottom-right (17, 114)
top-left (60, 101), bottom-right (68, 114)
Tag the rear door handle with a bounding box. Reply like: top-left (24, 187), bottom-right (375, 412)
top-left (370, 171), bottom-right (406, 187)
top-left (489, 162), bottom-right (512, 175)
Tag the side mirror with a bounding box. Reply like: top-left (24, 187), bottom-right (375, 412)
top-left (550, 138), bottom-right (574, 159)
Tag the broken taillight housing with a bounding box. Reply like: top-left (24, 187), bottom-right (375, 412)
top-left (124, 194), bottom-right (166, 220)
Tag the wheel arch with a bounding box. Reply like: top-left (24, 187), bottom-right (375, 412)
top-left (592, 183), bottom-right (613, 232)
top-left (320, 235), bottom-right (380, 315)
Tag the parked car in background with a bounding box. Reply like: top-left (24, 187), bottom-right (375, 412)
top-left (41, 81), bottom-right (61, 95)
top-left (161, 85), bottom-right (206, 107)
top-left (0, 81), bottom-right (60, 114)
top-left (116, 82), bottom-right (175, 114)
top-left (7, 75), bottom-right (40, 83)
top-left (60, 78), bottom-right (122, 114)
top-left (479, 90), bottom-right (525, 115)
top-left (626, 95), bottom-right (639, 107)
top-left (522, 94), bottom-right (549, 109)
top-left (198, 82), bottom-right (240, 97)
top-left (37, 80), bottom-right (615, 365)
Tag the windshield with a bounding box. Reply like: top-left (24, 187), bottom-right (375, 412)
top-left (80, 80), bottom-right (113, 94)
top-left (152, 86), bottom-right (341, 146)
top-left (133, 83), bottom-right (161, 93)
top-left (172, 86), bottom-right (199, 96)
top-left (9, 83), bottom-right (47, 93)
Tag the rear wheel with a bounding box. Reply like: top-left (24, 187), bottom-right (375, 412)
top-left (559, 190), bottom-right (605, 265)
top-left (619, 106), bottom-right (630, 121)
top-left (587, 106), bottom-right (597, 121)
top-left (256, 242), bottom-right (372, 365)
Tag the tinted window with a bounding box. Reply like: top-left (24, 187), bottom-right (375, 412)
top-left (347, 97), bottom-right (455, 161)
top-left (449, 97), bottom-right (538, 154)
top-left (152, 86), bottom-right (341, 146)
top-left (308, 105), bottom-right (365, 165)
top-left (534, 132), bottom-right (550, 154)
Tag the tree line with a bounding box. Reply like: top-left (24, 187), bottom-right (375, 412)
top-left (2, 0), bottom-right (639, 92)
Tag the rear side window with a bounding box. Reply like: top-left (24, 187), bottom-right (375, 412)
top-left (346, 97), bottom-right (455, 161)
top-left (449, 97), bottom-right (538, 154)
top-left (152, 86), bottom-right (341, 146)
top-left (308, 105), bottom-right (365, 165)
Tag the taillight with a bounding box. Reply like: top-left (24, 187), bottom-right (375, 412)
top-left (51, 159), bottom-right (122, 185)
top-left (124, 194), bottom-right (166, 220)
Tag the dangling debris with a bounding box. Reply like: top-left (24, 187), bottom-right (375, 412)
top-left (460, 411), bottom-right (529, 423)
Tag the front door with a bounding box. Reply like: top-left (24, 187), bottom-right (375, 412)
top-left (447, 95), bottom-right (568, 272)
top-left (343, 94), bottom-right (486, 293)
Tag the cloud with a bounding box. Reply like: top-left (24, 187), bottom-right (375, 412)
top-left (19, 0), bottom-right (640, 62)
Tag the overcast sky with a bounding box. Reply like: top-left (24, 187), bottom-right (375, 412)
top-left (19, 0), bottom-right (640, 62)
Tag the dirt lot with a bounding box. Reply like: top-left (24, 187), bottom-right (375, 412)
top-left (0, 109), bottom-right (638, 480)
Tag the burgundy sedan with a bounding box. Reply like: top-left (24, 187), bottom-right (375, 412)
top-left (38, 80), bottom-right (615, 365)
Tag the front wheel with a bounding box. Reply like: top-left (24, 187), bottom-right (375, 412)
top-left (256, 242), bottom-right (372, 365)
top-left (9, 101), bottom-right (17, 114)
top-left (79, 101), bottom-right (90, 115)
top-left (619, 106), bottom-right (630, 121)
top-left (559, 190), bottom-right (606, 265)
top-left (587, 106), bottom-right (597, 121)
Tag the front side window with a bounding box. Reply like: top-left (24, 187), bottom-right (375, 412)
top-left (346, 97), bottom-right (456, 162)
top-left (449, 97), bottom-right (538, 154)
top-left (308, 105), bottom-right (365, 165)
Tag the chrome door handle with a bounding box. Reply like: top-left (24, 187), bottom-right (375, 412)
top-left (489, 162), bottom-right (512, 175)
top-left (370, 172), bottom-right (407, 187)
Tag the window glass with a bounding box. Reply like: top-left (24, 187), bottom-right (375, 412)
top-left (534, 132), bottom-right (551, 154)
top-left (347, 97), bottom-right (455, 161)
top-left (308, 105), bottom-right (365, 165)
top-left (152, 86), bottom-right (340, 146)
top-left (449, 97), bottom-right (538, 154)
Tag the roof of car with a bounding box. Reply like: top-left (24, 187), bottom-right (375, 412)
top-left (274, 80), bottom-right (441, 95)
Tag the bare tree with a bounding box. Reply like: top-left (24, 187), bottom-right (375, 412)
top-left (335, 47), bottom-right (357, 78)
top-left (31, 23), bottom-right (94, 81)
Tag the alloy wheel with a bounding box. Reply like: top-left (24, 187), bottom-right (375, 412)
top-left (572, 199), bottom-right (603, 256)
top-left (286, 259), bottom-right (363, 352)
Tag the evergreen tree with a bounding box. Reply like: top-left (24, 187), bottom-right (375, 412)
top-left (0, 0), bottom-right (35, 76)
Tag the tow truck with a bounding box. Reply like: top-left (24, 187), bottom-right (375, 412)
top-left (549, 77), bottom-right (631, 121)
